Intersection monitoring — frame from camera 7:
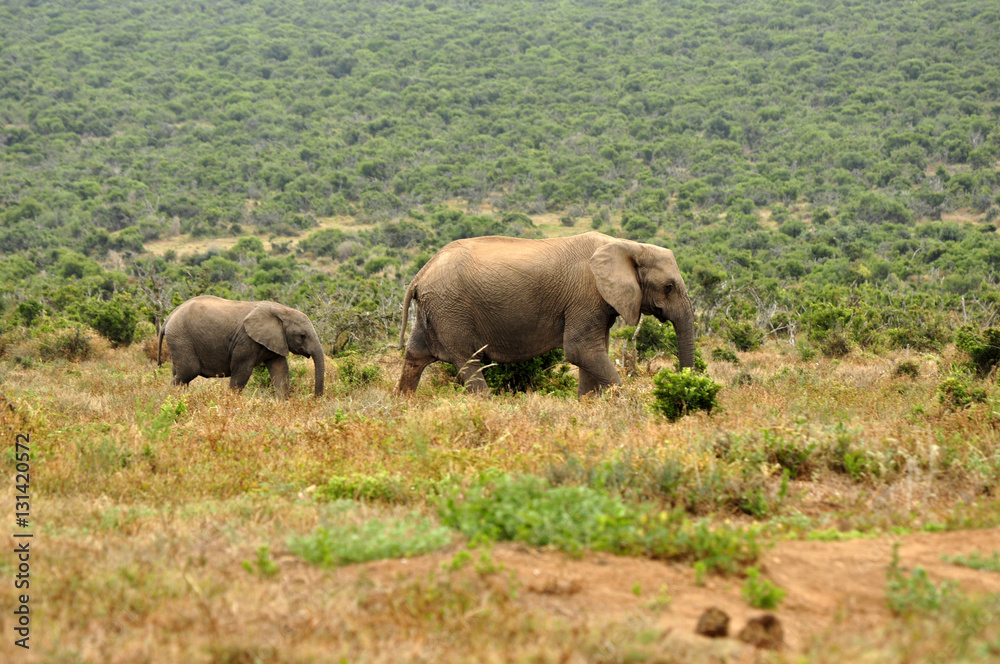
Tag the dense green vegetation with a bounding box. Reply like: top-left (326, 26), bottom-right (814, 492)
top-left (2, 0), bottom-right (1000, 358)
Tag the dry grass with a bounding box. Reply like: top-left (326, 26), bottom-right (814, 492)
top-left (2, 336), bottom-right (1000, 662)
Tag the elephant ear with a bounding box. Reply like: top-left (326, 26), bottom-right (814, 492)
top-left (243, 304), bottom-right (289, 356)
top-left (589, 242), bottom-right (641, 326)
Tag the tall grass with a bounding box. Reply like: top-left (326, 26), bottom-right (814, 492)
top-left (2, 339), bottom-right (1000, 661)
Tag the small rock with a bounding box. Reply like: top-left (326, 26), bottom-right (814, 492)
top-left (695, 606), bottom-right (730, 638)
top-left (737, 614), bottom-right (784, 650)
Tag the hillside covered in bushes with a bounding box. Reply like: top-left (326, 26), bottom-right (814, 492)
top-left (2, 0), bottom-right (1000, 355)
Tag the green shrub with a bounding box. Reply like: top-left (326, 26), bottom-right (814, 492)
top-left (38, 327), bottom-right (92, 361)
top-left (937, 373), bottom-right (988, 411)
top-left (711, 347), bottom-right (740, 364)
top-left (942, 550), bottom-right (1000, 572)
top-left (437, 474), bottom-right (761, 572)
top-left (797, 344), bottom-right (817, 362)
top-left (338, 356), bottom-right (382, 388)
top-left (893, 360), bottom-right (920, 378)
top-left (764, 431), bottom-right (816, 480)
top-left (887, 543), bottom-right (957, 616)
top-left (318, 473), bottom-right (409, 503)
top-left (479, 349), bottom-right (577, 395)
top-left (242, 545), bottom-right (280, 578)
top-left (613, 316), bottom-right (678, 358)
top-left (955, 325), bottom-right (1000, 376)
top-left (15, 299), bottom-right (43, 327)
top-left (722, 319), bottom-right (763, 352)
top-left (651, 368), bottom-right (722, 422)
top-left (886, 323), bottom-right (947, 352)
top-left (289, 513), bottom-right (452, 567)
top-left (829, 433), bottom-right (881, 481)
top-left (87, 293), bottom-right (138, 347)
top-left (819, 331), bottom-right (852, 358)
top-left (741, 567), bottom-right (786, 609)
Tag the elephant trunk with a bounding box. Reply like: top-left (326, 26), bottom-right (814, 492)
top-left (312, 349), bottom-right (325, 397)
top-left (673, 296), bottom-right (696, 370)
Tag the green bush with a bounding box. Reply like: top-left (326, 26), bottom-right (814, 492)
top-left (819, 331), bottom-right (852, 358)
top-left (887, 544), bottom-right (957, 616)
top-left (87, 293), bottom-right (138, 347)
top-left (15, 299), bottom-right (43, 327)
top-left (937, 373), bottom-right (988, 411)
top-left (318, 473), bottom-right (409, 504)
top-left (437, 474), bottom-right (761, 572)
top-left (476, 349), bottom-right (577, 396)
top-left (289, 513), bottom-right (452, 567)
top-left (955, 325), bottom-right (1000, 377)
top-left (741, 567), bottom-right (786, 609)
top-left (651, 368), bottom-right (722, 422)
top-left (613, 316), bottom-right (678, 359)
top-left (711, 347), bottom-right (740, 364)
top-left (893, 360), bottom-right (920, 378)
top-left (942, 550), bottom-right (1000, 572)
top-left (722, 319), bottom-right (763, 352)
top-left (338, 356), bottom-right (382, 388)
top-left (38, 327), bottom-right (92, 361)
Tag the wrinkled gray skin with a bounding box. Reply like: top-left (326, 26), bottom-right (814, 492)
top-left (158, 295), bottom-right (325, 398)
top-left (397, 231), bottom-right (695, 397)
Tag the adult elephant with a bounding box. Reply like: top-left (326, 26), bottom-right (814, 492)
top-left (396, 231), bottom-right (695, 397)
top-left (158, 295), bottom-right (325, 398)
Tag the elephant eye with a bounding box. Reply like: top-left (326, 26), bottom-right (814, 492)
top-left (664, 284), bottom-right (673, 295)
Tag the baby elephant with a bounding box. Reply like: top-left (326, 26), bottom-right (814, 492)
top-left (158, 295), bottom-right (325, 398)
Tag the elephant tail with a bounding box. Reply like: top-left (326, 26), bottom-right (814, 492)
top-left (399, 283), bottom-right (416, 350)
top-left (157, 323), bottom-right (165, 366)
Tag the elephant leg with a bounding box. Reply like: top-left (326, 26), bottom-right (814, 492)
top-left (266, 357), bottom-right (290, 399)
top-left (397, 319), bottom-right (437, 395)
top-left (171, 372), bottom-right (191, 387)
top-left (166, 338), bottom-right (199, 386)
top-left (456, 355), bottom-right (490, 394)
top-left (229, 363), bottom-right (255, 391)
top-left (565, 341), bottom-right (621, 397)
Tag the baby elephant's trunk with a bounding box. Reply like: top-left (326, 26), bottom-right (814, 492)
top-left (312, 351), bottom-right (325, 397)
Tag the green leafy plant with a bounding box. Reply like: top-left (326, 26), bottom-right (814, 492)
top-left (483, 349), bottom-right (577, 396)
top-left (741, 567), bottom-right (786, 609)
top-left (318, 473), bottom-right (410, 504)
top-left (87, 293), bottom-right (138, 347)
top-left (942, 550), bottom-right (1000, 572)
top-left (937, 373), bottom-right (988, 411)
top-left (613, 316), bottom-right (678, 359)
top-left (437, 474), bottom-right (761, 573)
top-left (242, 545), bottom-right (279, 578)
top-left (38, 326), bottom-right (92, 361)
top-left (722, 319), bottom-right (763, 352)
top-left (15, 299), bottom-right (44, 327)
top-left (955, 325), bottom-right (1000, 377)
top-left (289, 514), bottom-right (452, 568)
top-left (893, 360), bottom-right (920, 378)
top-left (650, 368), bottom-right (722, 422)
top-left (711, 347), bottom-right (740, 364)
top-left (887, 543), bottom-right (957, 616)
top-left (830, 435), bottom-right (881, 481)
top-left (338, 356), bottom-right (382, 388)
top-left (140, 395), bottom-right (188, 442)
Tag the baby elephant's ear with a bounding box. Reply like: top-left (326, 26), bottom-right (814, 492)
top-left (589, 242), bottom-right (641, 325)
top-left (243, 304), bottom-right (289, 356)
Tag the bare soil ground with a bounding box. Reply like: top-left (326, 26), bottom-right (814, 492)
top-left (5, 524), bottom-right (995, 663)
top-left (344, 527), bottom-right (1000, 658)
